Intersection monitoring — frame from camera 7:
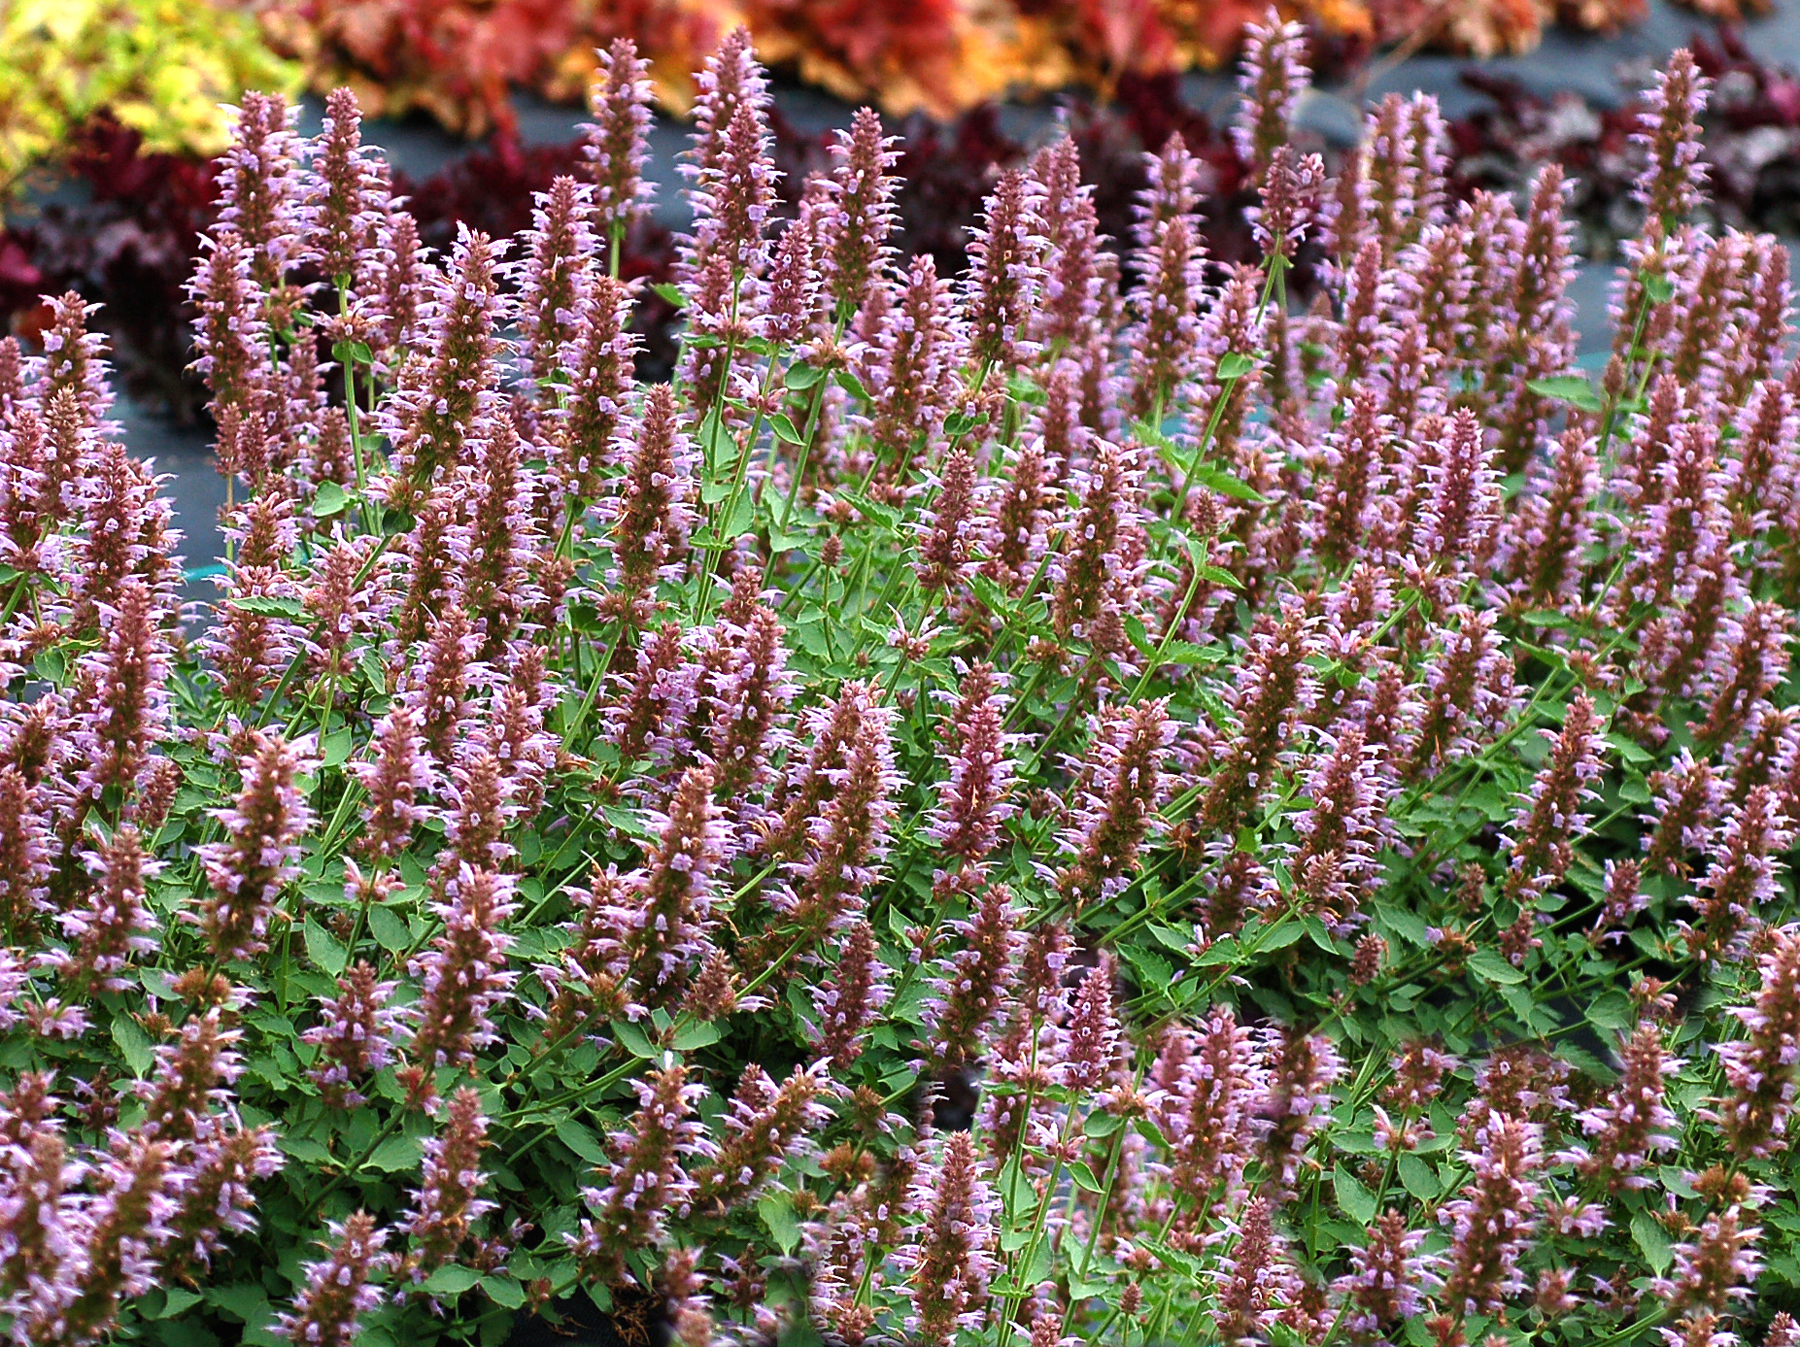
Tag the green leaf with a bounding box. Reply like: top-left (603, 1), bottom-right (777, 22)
top-left (770, 413), bottom-right (805, 445)
top-left (839, 490), bottom-right (902, 532)
top-left (421, 1264), bottom-right (481, 1296)
top-left (1068, 1269), bottom-right (1110, 1300)
top-left (1374, 899), bottom-right (1430, 948)
top-left (154, 1289), bottom-right (204, 1319)
top-left (758, 1190), bottom-right (800, 1256)
top-left (1069, 1161), bottom-right (1105, 1194)
top-left (1216, 350), bottom-right (1258, 380)
top-left (1632, 1211), bottom-right (1673, 1275)
top-left (33, 648), bottom-right (67, 685)
top-left (303, 917), bottom-right (348, 977)
top-left (1148, 922), bottom-right (1195, 953)
top-left (113, 1015), bottom-right (153, 1076)
top-left (611, 1019), bottom-right (659, 1059)
top-left (331, 339), bottom-right (373, 366)
top-left (207, 1285), bottom-right (271, 1324)
top-left (367, 1134), bottom-right (423, 1173)
top-left (1187, 462), bottom-right (1267, 503)
top-left (228, 594), bottom-right (306, 619)
top-left (480, 1275), bottom-right (527, 1309)
top-left (784, 363), bottom-right (824, 390)
top-left (1586, 991), bottom-right (1634, 1034)
top-left (1398, 1152), bottom-right (1439, 1201)
top-left (672, 1020), bottom-right (721, 1051)
top-left (1334, 1165), bottom-right (1377, 1224)
top-left (312, 481), bottom-right (350, 518)
top-left (696, 410), bottom-right (730, 467)
top-left (968, 572), bottom-right (1017, 619)
top-left (1644, 274), bottom-right (1676, 304)
top-left (1526, 375), bottom-right (1603, 412)
top-left (367, 906), bottom-right (410, 955)
top-left (321, 725), bottom-right (353, 769)
top-left (1255, 918), bottom-right (1305, 953)
top-left (1267, 1318), bottom-right (1310, 1347)
top-left (555, 1118), bottom-right (607, 1164)
top-left (1467, 949), bottom-right (1526, 985)
top-left (651, 282), bottom-right (686, 309)
top-left (943, 410), bottom-right (979, 438)
top-left (1269, 1323), bottom-right (1309, 1347)
top-left (718, 492), bottom-right (754, 541)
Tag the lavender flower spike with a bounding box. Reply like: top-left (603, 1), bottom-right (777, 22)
top-left (275, 1212), bottom-right (394, 1347)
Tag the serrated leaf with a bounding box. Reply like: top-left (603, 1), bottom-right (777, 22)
top-left (33, 648), bottom-right (67, 685)
top-left (1586, 992), bottom-right (1634, 1034)
top-left (208, 1285), bottom-right (271, 1324)
top-left (1216, 350), bottom-right (1258, 380)
top-left (321, 726), bottom-right (353, 769)
top-left (1467, 949), bottom-right (1526, 985)
top-left (112, 1015), bottom-right (153, 1076)
top-left (612, 1019), bottom-right (659, 1059)
top-left (1632, 1212), bottom-right (1673, 1275)
top-left (718, 492), bottom-right (754, 541)
top-left (1188, 461), bottom-right (1266, 503)
top-left (1526, 375), bottom-right (1603, 412)
top-left (1269, 1323), bottom-right (1309, 1347)
top-left (367, 1134), bottom-right (423, 1172)
top-left (367, 906), bottom-right (409, 955)
top-left (1374, 900), bottom-right (1430, 948)
top-left (155, 1289), bottom-right (204, 1319)
top-left (1334, 1165), bottom-right (1377, 1224)
top-left (555, 1118), bottom-right (606, 1163)
top-left (1148, 922), bottom-right (1194, 953)
top-left (480, 1275), bottom-right (527, 1309)
top-left (696, 409), bottom-right (730, 463)
top-left (228, 594), bottom-right (306, 618)
top-left (1068, 1270), bottom-right (1110, 1300)
top-left (1398, 1152), bottom-right (1438, 1201)
top-left (1256, 918), bottom-right (1304, 952)
top-left (758, 1190), bottom-right (800, 1256)
top-left (312, 481), bottom-right (350, 518)
top-left (672, 1020), bottom-right (721, 1051)
top-left (421, 1263), bottom-right (481, 1295)
top-left (840, 490), bottom-right (902, 532)
top-left (303, 917), bottom-right (348, 977)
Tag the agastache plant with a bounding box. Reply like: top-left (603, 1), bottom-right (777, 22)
top-left (7, 25), bottom-right (1800, 1347)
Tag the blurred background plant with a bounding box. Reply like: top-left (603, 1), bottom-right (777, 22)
top-left (0, 0), bottom-right (299, 200)
top-left (224, 0), bottom-right (1766, 131)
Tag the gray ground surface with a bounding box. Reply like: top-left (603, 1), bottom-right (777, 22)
top-left (129, 0), bottom-right (1800, 570)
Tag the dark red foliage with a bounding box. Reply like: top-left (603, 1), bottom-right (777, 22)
top-left (1, 119), bottom-right (219, 420)
top-left (1450, 30), bottom-right (1800, 248)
